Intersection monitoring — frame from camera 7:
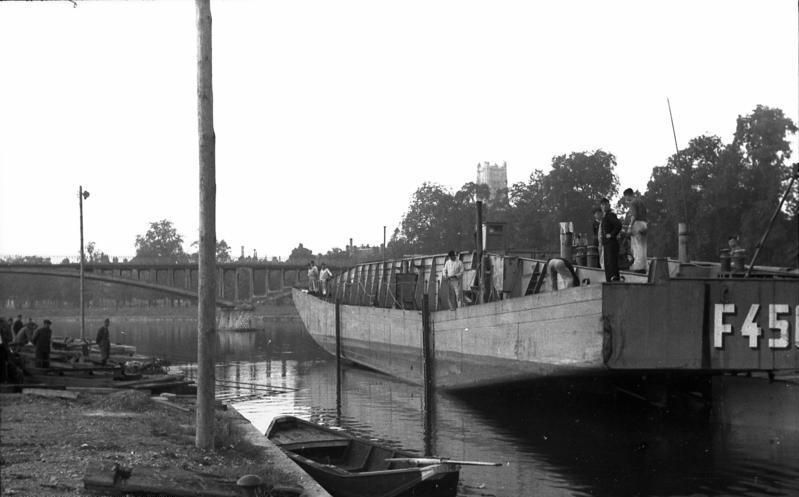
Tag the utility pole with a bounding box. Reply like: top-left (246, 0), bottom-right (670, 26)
top-left (78, 186), bottom-right (89, 342)
top-left (196, 0), bottom-right (217, 450)
top-left (476, 201), bottom-right (484, 305)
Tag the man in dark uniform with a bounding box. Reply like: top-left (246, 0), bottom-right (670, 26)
top-left (31, 319), bottom-right (53, 368)
top-left (600, 198), bottom-right (622, 282)
top-left (96, 318), bottom-right (111, 366)
top-left (0, 319), bottom-right (13, 382)
top-left (12, 315), bottom-right (23, 337)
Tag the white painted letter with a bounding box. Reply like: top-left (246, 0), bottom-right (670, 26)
top-left (768, 304), bottom-right (790, 349)
top-left (714, 303), bottom-right (735, 349)
top-left (741, 304), bottom-right (761, 349)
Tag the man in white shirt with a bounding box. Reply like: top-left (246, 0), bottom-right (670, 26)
top-left (442, 250), bottom-right (464, 310)
top-left (319, 263), bottom-right (333, 296)
top-left (308, 261), bottom-right (319, 294)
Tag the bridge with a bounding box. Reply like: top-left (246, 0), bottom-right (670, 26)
top-left (0, 262), bottom-right (320, 308)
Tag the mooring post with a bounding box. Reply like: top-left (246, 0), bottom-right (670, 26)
top-left (421, 295), bottom-right (435, 456)
top-left (335, 299), bottom-right (342, 419)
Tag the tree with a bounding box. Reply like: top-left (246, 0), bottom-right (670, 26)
top-left (731, 105), bottom-right (797, 264)
top-left (190, 239), bottom-right (231, 262)
top-left (287, 243), bottom-right (313, 264)
top-left (398, 183), bottom-right (457, 253)
top-left (544, 150), bottom-right (619, 235)
top-left (86, 241), bottom-right (110, 263)
top-left (505, 170), bottom-right (548, 251)
top-left (134, 219), bottom-right (188, 262)
top-left (504, 151), bottom-right (618, 251)
top-left (643, 105), bottom-right (797, 264)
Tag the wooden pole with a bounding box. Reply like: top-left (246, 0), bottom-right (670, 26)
top-left (476, 201), bottom-right (484, 305)
top-left (79, 186), bottom-right (86, 342)
top-left (335, 300), bottom-right (342, 419)
top-left (196, 0), bottom-right (217, 450)
top-left (421, 295), bottom-right (435, 456)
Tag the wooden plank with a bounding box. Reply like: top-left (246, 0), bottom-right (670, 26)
top-left (83, 465), bottom-right (240, 497)
top-left (23, 388), bottom-right (79, 400)
top-left (66, 387), bottom-right (121, 394)
top-left (151, 396), bottom-right (192, 412)
top-left (113, 374), bottom-right (186, 387)
top-left (0, 383), bottom-right (61, 393)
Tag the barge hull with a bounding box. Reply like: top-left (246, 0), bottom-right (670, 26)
top-left (293, 286), bottom-right (607, 389)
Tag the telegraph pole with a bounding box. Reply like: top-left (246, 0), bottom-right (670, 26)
top-left (78, 186), bottom-right (89, 341)
top-left (196, 0), bottom-right (217, 450)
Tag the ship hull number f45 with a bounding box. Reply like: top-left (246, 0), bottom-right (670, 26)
top-left (714, 304), bottom-right (798, 349)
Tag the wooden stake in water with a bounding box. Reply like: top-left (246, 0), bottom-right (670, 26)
top-left (335, 299), bottom-right (342, 419)
top-left (422, 295), bottom-right (435, 456)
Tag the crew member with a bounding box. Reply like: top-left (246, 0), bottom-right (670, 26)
top-left (600, 198), bottom-right (622, 282)
top-left (442, 250), bottom-right (464, 310)
top-left (307, 261), bottom-right (319, 294)
top-left (319, 263), bottom-right (333, 297)
top-left (623, 188), bottom-right (648, 273)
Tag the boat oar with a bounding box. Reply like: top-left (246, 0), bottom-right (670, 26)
top-left (385, 457), bottom-right (503, 467)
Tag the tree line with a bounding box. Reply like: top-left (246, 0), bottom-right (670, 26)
top-left (2, 105), bottom-right (796, 307)
top-left (385, 105), bottom-right (798, 267)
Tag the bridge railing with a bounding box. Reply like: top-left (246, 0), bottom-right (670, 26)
top-left (0, 260), bottom-right (342, 306)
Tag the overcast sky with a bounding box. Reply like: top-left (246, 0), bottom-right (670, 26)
top-left (1, 0), bottom-right (797, 261)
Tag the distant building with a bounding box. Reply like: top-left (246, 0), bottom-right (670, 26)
top-left (476, 161), bottom-right (508, 203)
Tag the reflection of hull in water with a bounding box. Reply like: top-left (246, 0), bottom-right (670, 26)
top-left (297, 361), bottom-right (799, 497)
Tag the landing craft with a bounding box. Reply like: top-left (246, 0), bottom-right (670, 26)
top-left (293, 214), bottom-right (799, 390)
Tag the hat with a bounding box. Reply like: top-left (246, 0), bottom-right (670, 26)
top-left (43, 319), bottom-right (52, 325)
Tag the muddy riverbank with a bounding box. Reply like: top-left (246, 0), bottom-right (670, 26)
top-left (0, 390), bottom-right (327, 496)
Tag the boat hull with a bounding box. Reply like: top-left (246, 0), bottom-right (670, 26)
top-left (293, 286), bottom-right (606, 389)
top-left (292, 459), bottom-right (458, 497)
top-left (267, 415), bottom-right (459, 497)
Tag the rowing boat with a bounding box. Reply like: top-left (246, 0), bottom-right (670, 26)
top-left (266, 416), bottom-right (459, 497)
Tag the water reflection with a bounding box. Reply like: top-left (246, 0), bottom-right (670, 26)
top-left (95, 317), bottom-right (799, 497)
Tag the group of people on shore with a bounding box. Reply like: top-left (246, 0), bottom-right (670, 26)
top-left (307, 261), bottom-right (334, 296)
top-left (593, 188), bottom-right (648, 282)
top-left (0, 315), bottom-right (54, 364)
top-left (0, 315), bottom-right (114, 381)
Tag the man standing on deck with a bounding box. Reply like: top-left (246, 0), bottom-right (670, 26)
top-left (623, 188), bottom-right (648, 273)
top-left (31, 319), bottom-right (53, 368)
top-left (307, 261), bottom-right (319, 294)
top-left (442, 250), bottom-right (464, 310)
top-left (600, 198), bottom-right (622, 282)
top-left (319, 263), bottom-right (333, 297)
top-left (96, 318), bottom-right (111, 366)
top-left (591, 207), bottom-right (604, 269)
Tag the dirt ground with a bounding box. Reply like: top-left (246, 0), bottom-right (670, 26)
top-left (0, 390), bottom-right (286, 496)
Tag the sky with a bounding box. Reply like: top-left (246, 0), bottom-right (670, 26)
top-left (1, 0), bottom-right (797, 261)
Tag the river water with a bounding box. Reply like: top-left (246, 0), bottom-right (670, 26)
top-left (56, 316), bottom-right (799, 497)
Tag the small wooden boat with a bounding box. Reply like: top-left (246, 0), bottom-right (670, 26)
top-left (266, 416), bottom-right (459, 497)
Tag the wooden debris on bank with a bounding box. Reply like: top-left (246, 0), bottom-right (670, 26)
top-left (151, 396), bottom-right (192, 413)
top-left (83, 463), bottom-right (241, 497)
top-left (22, 388), bottom-right (79, 400)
